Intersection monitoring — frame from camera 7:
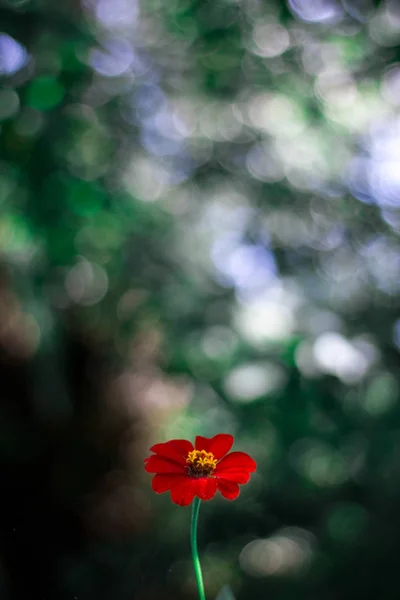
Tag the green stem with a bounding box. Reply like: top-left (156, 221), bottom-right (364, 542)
top-left (191, 497), bottom-right (206, 600)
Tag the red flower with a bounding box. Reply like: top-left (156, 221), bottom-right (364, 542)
top-left (144, 434), bottom-right (256, 506)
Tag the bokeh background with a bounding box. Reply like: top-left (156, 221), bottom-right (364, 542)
top-left (1, 0), bottom-right (400, 598)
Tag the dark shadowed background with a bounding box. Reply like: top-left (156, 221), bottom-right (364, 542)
top-left (1, 0), bottom-right (400, 598)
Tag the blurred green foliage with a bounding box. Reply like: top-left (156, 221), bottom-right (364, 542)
top-left (1, 0), bottom-right (400, 599)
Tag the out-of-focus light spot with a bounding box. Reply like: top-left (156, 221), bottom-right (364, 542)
top-left (301, 41), bottom-right (332, 76)
top-left (362, 372), bottom-right (398, 416)
top-left (215, 585), bottom-right (235, 600)
top-left (262, 210), bottom-right (312, 248)
top-left (0, 214), bottom-right (38, 264)
top-left (224, 362), bottom-right (286, 403)
top-left (13, 108), bottom-right (44, 137)
top-left (26, 76), bottom-right (64, 111)
top-left (325, 83), bottom-right (385, 132)
top-left (141, 120), bottom-right (186, 157)
top-left (349, 117), bottom-right (400, 208)
top-left (313, 332), bottom-right (372, 383)
top-left (361, 236), bottom-right (400, 294)
top-left (234, 282), bottom-right (302, 346)
top-left (290, 438), bottom-right (349, 486)
top-left (152, 107), bottom-right (188, 143)
top-left (161, 186), bottom-right (192, 216)
top-left (164, 401), bottom-right (236, 441)
top-left (393, 319), bottom-right (400, 350)
top-left (171, 100), bottom-right (198, 138)
top-left (319, 246), bottom-right (361, 283)
top-left (361, 118), bottom-right (400, 207)
top-left (381, 64), bottom-right (400, 105)
top-left (0, 89), bottom-right (19, 120)
top-left (75, 220), bottom-right (120, 255)
top-left (301, 308), bottom-right (342, 335)
top-left (328, 273), bottom-right (369, 311)
top-left (370, 161), bottom-right (400, 208)
top-left (133, 84), bottom-right (166, 120)
top-left (309, 219), bottom-right (346, 251)
top-left (211, 241), bottom-right (277, 293)
top-left (326, 502), bottom-right (368, 542)
top-left (289, 0), bottom-right (343, 23)
top-left (275, 131), bottom-right (329, 189)
top-left (251, 23), bottom-right (290, 58)
top-left (87, 75), bottom-right (134, 103)
top-left (240, 528), bottom-right (315, 577)
top-left (201, 326), bottom-right (238, 360)
top-left (235, 296), bottom-right (295, 346)
top-left (199, 194), bottom-right (251, 239)
top-left (89, 0), bottom-right (139, 29)
top-left (117, 289), bottom-right (147, 321)
top-left (347, 157), bottom-right (373, 204)
top-left (380, 208), bottom-right (400, 232)
top-left (355, 335), bottom-right (379, 361)
top-left (369, 4), bottom-right (400, 47)
top-left (66, 128), bottom-right (110, 181)
top-left (342, 0), bottom-right (374, 23)
top-left (136, 377), bottom-right (191, 418)
top-left (198, 102), bottom-right (243, 142)
top-left (285, 166), bottom-right (324, 191)
top-left (90, 39), bottom-right (134, 77)
top-left (65, 258), bottom-right (108, 305)
top-left (246, 143), bottom-right (284, 182)
top-left (295, 341), bottom-right (321, 378)
top-left (316, 71), bottom-right (358, 108)
top-left (123, 156), bottom-right (166, 201)
top-left (248, 93), bottom-right (306, 137)
top-left (0, 33), bottom-right (28, 76)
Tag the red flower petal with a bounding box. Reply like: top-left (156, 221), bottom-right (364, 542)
top-left (144, 455), bottom-right (186, 474)
top-left (215, 470), bottom-right (250, 484)
top-left (195, 434), bottom-right (234, 460)
top-left (216, 451), bottom-right (256, 474)
top-left (151, 473), bottom-right (186, 493)
top-left (170, 477), bottom-right (218, 506)
top-left (217, 480), bottom-right (240, 500)
top-left (170, 479), bottom-right (197, 506)
top-left (149, 439), bottom-right (193, 464)
top-left (195, 477), bottom-right (218, 501)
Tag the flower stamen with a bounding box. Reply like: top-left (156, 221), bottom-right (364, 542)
top-left (186, 449), bottom-right (217, 478)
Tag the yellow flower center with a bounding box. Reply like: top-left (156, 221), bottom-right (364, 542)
top-left (186, 449), bottom-right (217, 478)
